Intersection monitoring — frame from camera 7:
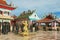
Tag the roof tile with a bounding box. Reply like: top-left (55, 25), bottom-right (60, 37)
top-left (0, 0), bottom-right (7, 5)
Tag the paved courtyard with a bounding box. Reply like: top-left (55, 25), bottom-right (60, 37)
top-left (0, 31), bottom-right (59, 40)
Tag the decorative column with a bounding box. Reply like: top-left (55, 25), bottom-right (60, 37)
top-left (51, 22), bottom-right (54, 30)
top-left (1, 19), bottom-right (3, 31)
top-left (52, 21), bottom-right (57, 30)
top-left (0, 23), bottom-right (2, 31)
top-left (54, 21), bottom-right (57, 30)
top-left (10, 20), bottom-right (12, 32)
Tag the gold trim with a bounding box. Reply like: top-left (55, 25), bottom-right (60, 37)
top-left (0, 15), bottom-right (13, 20)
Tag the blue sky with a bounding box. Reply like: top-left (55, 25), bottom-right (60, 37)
top-left (6, 0), bottom-right (60, 18)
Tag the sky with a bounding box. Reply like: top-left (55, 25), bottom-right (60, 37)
top-left (6, 0), bottom-right (60, 18)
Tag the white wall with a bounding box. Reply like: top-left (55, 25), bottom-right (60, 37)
top-left (0, 8), bottom-right (11, 12)
top-left (0, 8), bottom-right (11, 16)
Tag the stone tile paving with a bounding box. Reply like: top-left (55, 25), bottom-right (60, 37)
top-left (0, 31), bottom-right (59, 40)
top-left (29, 31), bottom-right (57, 40)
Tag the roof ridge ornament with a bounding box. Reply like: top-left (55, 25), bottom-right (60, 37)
top-left (9, 1), bottom-right (17, 8)
top-left (3, 0), bottom-right (6, 1)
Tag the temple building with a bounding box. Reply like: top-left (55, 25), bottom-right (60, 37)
top-left (0, 0), bottom-right (16, 32)
top-left (37, 14), bottom-right (60, 31)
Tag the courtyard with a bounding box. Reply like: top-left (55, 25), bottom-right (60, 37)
top-left (0, 31), bottom-right (59, 40)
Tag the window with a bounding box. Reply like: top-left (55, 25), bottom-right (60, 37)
top-left (35, 15), bottom-right (36, 17)
top-left (8, 12), bottom-right (10, 15)
top-left (4, 11), bottom-right (8, 14)
top-left (4, 11), bottom-right (9, 16)
top-left (0, 10), bottom-right (2, 15)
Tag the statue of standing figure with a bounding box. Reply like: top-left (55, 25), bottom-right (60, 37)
top-left (22, 21), bottom-right (29, 36)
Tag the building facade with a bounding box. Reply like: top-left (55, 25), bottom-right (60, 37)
top-left (37, 14), bottom-right (60, 31)
top-left (0, 0), bottom-right (16, 32)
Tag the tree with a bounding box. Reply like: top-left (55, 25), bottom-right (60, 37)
top-left (17, 10), bottom-right (35, 19)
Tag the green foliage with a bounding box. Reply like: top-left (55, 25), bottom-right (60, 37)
top-left (17, 10), bottom-right (35, 19)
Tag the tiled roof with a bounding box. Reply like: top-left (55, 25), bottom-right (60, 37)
top-left (37, 15), bottom-right (54, 22)
top-left (0, 0), bottom-right (7, 5)
top-left (0, 0), bottom-right (16, 10)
